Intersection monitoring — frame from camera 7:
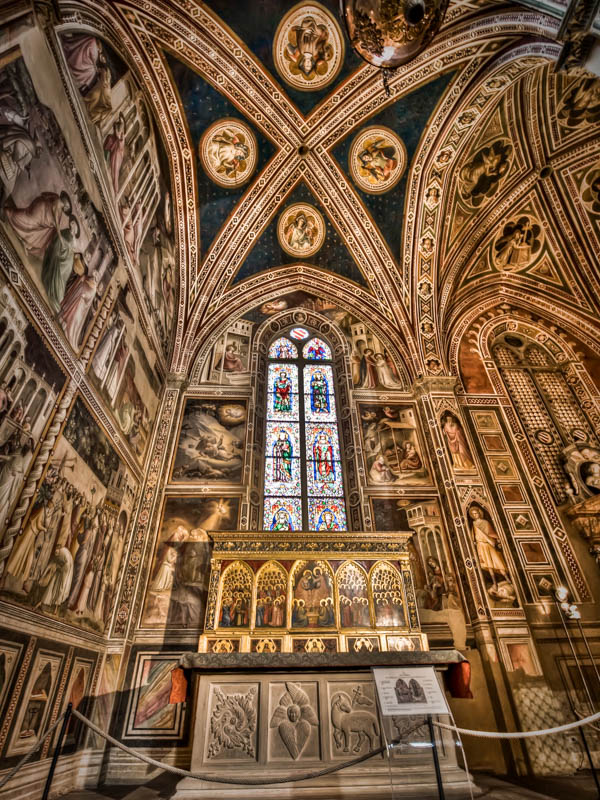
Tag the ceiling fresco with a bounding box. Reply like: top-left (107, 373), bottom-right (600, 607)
top-left (39, 0), bottom-right (600, 382)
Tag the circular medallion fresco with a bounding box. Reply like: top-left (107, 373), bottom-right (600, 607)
top-left (277, 204), bottom-right (325, 257)
top-left (349, 127), bottom-right (406, 194)
top-left (273, 3), bottom-right (344, 92)
top-left (199, 119), bottom-right (257, 187)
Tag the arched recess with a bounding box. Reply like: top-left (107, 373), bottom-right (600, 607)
top-left (409, 43), bottom-right (562, 372)
top-left (446, 293), bottom-right (600, 396)
top-left (247, 308), bottom-right (367, 532)
top-left (483, 321), bottom-right (600, 505)
top-left (216, 560), bottom-right (253, 630)
top-left (187, 270), bottom-right (415, 384)
top-left (336, 561), bottom-right (371, 629)
top-left (254, 561), bottom-right (287, 629)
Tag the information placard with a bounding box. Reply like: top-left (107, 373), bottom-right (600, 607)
top-left (373, 666), bottom-right (449, 716)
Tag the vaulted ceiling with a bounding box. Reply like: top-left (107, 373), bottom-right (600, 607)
top-left (62, 0), bottom-right (600, 381)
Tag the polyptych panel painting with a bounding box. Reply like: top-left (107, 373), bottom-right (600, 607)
top-left (171, 398), bottom-right (247, 483)
top-left (90, 285), bottom-right (160, 460)
top-left (141, 496), bottom-right (240, 630)
top-left (0, 274), bottom-right (67, 533)
top-left (1, 396), bottom-right (135, 634)
top-left (358, 404), bottom-right (431, 486)
top-left (59, 32), bottom-right (176, 354)
top-left (0, 46), bottom-right (117, 354)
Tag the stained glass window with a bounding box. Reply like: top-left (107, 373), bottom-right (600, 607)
top-left (303, 337), bottom-right (331, 360)
top-left (263, 330), bottom-right (347, 531)
top-left (269, 337), bottom-right (297, 359)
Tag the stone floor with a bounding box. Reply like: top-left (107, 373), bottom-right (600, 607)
top-left (59, 771), bottom-right (598, 799)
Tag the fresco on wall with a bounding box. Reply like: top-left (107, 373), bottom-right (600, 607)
top-left (125, 652), bottom-right (186, 739)
top-left (359, 404), bottom-right (430, 485)
top-left (6, 649), bottom-right (62, 756)
top-left (1, 396), bottom-right (134, 633)
top-left (467, 502), bottom-right (517, 608)
top-left (236, 292), bottom-right (406, 390)
top-left (90, 285), bottom-right (160, 459)
top-left (0, 51), bottom-right (117, 353)
top-left (60, 32), bottom-right (176, 353)
top-left (372, 498), bottom-right (467, 648)
top-left (141, 496), bottom-right (239, 629)
top-left (171, 398), bottom-right (247, 482)
top-left (441, 411), bottom-right (477, 473)
top-left (90, 653), bottom-right (121, 748)
top-left (0, 276), bottom-right (67, 533)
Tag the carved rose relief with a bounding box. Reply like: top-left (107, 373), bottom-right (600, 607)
top-left (207, 687), bottom-right (257, 759)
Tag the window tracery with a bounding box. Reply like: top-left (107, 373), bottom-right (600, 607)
top-left (263, 330), bottom-right (348, 531)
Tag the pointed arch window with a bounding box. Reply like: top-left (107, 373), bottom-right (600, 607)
top-left (263, 332), bottom-right (347, 532)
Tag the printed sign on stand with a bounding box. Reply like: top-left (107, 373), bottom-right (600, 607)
top-left (373, 666), bottom-right (449, 716)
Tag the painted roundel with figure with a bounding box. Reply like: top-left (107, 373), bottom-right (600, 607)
top-left (273, 2), bottom-right (344, 91)
top-left (278, 204), bottom-right (325, 257)
top-left (349, 128), bottom-right (406, 194)
top-left (199, 119), bottom-right (257, 187)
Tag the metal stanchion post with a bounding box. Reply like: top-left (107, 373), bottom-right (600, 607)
top-left (41, 703), bottom-right (72, 800)
top-left (427, 714), bottom-right (446, 800)
top-left (553, 591), bottom-right (600, 798)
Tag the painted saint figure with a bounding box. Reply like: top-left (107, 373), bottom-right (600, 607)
top-left (357, 139), bottom-right (398, 184)
top-left (273, 431), bottom-right (292, 483)
top-left (316, 509), bottom-right (339, 531)
top-left (313, 432), bottom-right (334, 482)
top-left (273, 371), bottom-right (292, 414)
top-left (270, 508), bottom-right (293, 531)
top-left (441, 412), bottom-right (475, 471)
top-left (468, 505), bottom-right (511, 592)
top-left (286, 16), bottom-right (331, 78)
top-left (310, 371), bottom-right (329, 414)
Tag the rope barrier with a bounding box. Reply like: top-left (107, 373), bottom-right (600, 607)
top-left (3, 706), bottom-right (600, 790)
top-left (71, 709), bottom-right (390, 785)
top-left (433, 709), bottom-right (600, 739)
top-left (0, 712), bottom-right (67, 790)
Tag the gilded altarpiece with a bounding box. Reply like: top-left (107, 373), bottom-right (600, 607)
top-left (200, 531), bottom-right (425, 655)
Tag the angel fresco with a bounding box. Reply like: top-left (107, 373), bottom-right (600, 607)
top-left (284, 212), bottom-right (317, 253)
top-left (357, 138), bottom-right (398, 185)
top-left (207, 128), bottom-right (250, 181)
top-left (286, 16), bottom-right (333, 80)
top-left (459, 140), bottom-right (512, 206)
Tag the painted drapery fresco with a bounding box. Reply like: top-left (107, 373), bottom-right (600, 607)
top-left (0, 50), bottom-right (117, 353)
top-left (1, 396), bottom-right (135, 633)
top-left (60, 32), bottom-right (176, 354)
top-left (142, 496), bottom-right (240, 630)
top-left (171, 398), bottom-right (247, 483)
top-left (90, 285), bottom-right (160, 459)
top-left (0, 274), bottom-right (67, 531)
